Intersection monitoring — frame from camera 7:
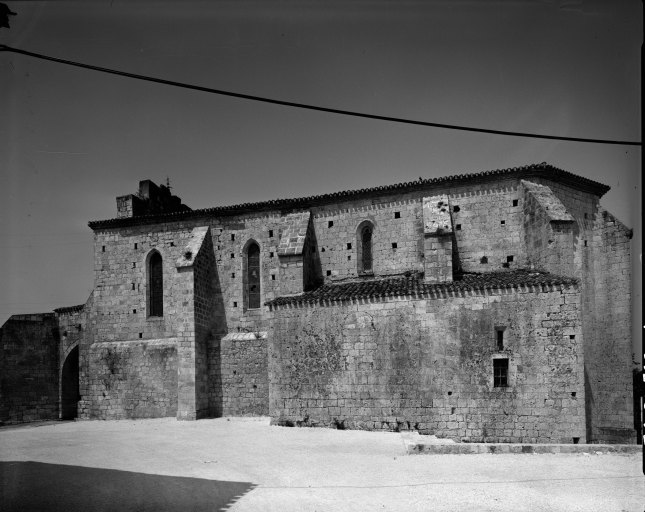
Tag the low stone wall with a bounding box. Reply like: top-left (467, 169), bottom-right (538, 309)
top-left (0, 314), bottom-right (60, 425)
top-left (81, 339), bottom-right (178, 420)
top-left (269, 284), bottom-right (586, 443)
top-left (213, 332), bottom-right (269, 416)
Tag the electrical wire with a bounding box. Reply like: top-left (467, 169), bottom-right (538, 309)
top-left (1, 44), bottom-right (641, 147)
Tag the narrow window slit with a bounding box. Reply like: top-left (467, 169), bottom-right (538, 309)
top-left (496, 329), bottom-right (504, 350)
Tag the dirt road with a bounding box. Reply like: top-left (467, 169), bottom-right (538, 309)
top-left (1, 417), bottom-right (642, 511)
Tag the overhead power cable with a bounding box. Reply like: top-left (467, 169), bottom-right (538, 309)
top-left (1, 44), bottom-right (641, 147)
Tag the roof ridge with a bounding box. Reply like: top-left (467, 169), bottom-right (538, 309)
top-left (89, 163), bottom-right (610, 229)
top-left (53, 304), bottom-right (85, 314)
top-left (266, 269), bottom-right (578, 307)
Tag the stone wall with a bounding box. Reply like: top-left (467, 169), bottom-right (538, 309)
top-left (448, 181), bottom-right (525, 272)
top-left (191, 228), bottom-right (223, 419)
top-left (582, 207), bottom-right (634, 443)
top-left (528, 179), bottom-right (635, 443)
top-left (90, 177), bottom-right (565, 348)
top-left (217, 333), bottom-right (269, 416)
top-left (77, 173), bottom-right (632, 441)
top-left (212, 213), bottom-right (283, 333)
top-left (82, 339), bottom-right (178, 419)
top-left (92, 223), bottom-right (197, 342)
top-left (522, 180), bottom-right (575, 277)
top-left (0, 314), bottom-right (59, 425)
top-left (269, 284), bottom-right (586, 443)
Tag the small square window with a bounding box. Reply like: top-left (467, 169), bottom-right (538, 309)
top-left (139, 333), bottom-right (143, 339)
top-left (507, 255), bottom-right (514, 263)
top-left (133, 309), bottom-right (137, 314)
top-left (270, 252), bottom-right (274, 258)
top-left (231, 253), bottom-right (235, 259)
top-left (456, 224), bottom-right (462, 231)
top-left (512, 199), bottom-right (518, 207)
top-left (453, 205), bottom-right (460, 212)
top-left (347, 243), bottom-right (352, 250)
top-left (231, 273), bottom-right (235, 278)
top-left (326, 270), bottom-right (332, 276)
top-left (328, 221), bottom-right (334, 228)
top-left (394, 211), bottom-right (401, 219)
top-left (480, 256), bottom-right (488, 264)
top-left (494, 359), bottom-right (508, 388)
top-left (132, 262), bottom-right (136, 268)
top-left (269, 230), bottom-right (274, 238)
top-left (501, 220), bottom-right (505, 225)
top-left (569, 334), bottom-right (575, 340)
top-left (347, 255), bottom-right (351, 261)
top-left (233, 301), bottom-right (238, 308)
top-left (271, 274), bottom-right (276, 281)
top-left (392, 242), bottom-right (398, 249)
top-left (170, 242), bottom-right (175, 247)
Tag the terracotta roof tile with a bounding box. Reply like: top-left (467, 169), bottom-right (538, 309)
top-left (53, 304), bottom-right (85, 314)
top-left (88, 163), bottom-right (610, 230)
top-left (266, 270), bottom-right (577, 307)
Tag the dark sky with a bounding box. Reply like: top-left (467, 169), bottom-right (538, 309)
top-left (0, 1), bottom-right (641, 351)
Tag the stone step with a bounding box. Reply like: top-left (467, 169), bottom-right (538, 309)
top-left (406, 441), bottom-right (642, 455)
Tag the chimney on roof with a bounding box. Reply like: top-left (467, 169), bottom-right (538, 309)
top-left (116, 179), bottom-right (191, 219)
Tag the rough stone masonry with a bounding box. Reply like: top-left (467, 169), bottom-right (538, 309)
top-left (0, 164), bottom-right (636, 444)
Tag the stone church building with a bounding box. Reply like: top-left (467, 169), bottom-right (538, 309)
top-left (0, 163), bottom-right (636, 444)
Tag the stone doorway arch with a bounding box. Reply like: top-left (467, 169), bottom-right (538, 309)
top-left (60, 346), bottom-right (79, 420)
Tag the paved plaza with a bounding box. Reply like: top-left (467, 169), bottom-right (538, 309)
top-left (1, 417), bottom-right (643, 511)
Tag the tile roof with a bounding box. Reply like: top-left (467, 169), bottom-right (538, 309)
top-left (88, 163), bottom-right (610, 230)
top-left (53, 304), bottom-right (85, 314)
top-left (266, 270), bottom-right (578, 307)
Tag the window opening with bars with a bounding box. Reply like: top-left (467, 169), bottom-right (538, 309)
top-left (493, 359), bottom-right (508, 388)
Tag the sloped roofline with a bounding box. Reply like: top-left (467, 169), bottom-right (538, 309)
top-left (266, 269), bottom-right (578, 308)
top-left (88, 162), bottom-right (610, 230)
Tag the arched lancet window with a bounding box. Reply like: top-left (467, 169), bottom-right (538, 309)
top-left (148, 251), bottom-right (163, 317)
top-left (357, 221), bottom-right (374, 274)
top-left (246, 241), bottom-right (261, 309)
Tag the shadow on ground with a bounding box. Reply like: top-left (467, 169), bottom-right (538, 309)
top-left (1, 461), bottom-right (256, 512)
